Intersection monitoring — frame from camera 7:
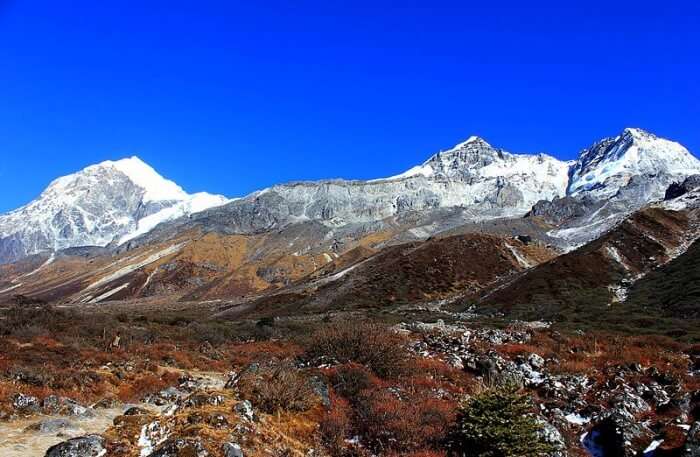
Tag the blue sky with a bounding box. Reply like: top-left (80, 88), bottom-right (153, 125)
top-left (0, 0), bottom-right (698, 212)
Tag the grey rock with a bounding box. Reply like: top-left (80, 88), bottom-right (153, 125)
top-left (42, 396), bottom-right (94, 418)
top-left (536, 419), bottom-right (566, 457)
top-left (223, 442), bottom-right (244, 457)
top-left (683, 422), bottom-right (700, 456)
top-left (123, 406), bottom-right (151, 416)
top-left (665, 175), bottom-right (700, 200)
top-left (528, 353), bottom-right (545, 370)
top-left (44, 434), bottom-right (105, 457)
top-left (12, 393), bottom-right (40, 412)
top-left (234, 400), bottom-right (255, 422)
top-left (25, 418), bottom-right (75, 434)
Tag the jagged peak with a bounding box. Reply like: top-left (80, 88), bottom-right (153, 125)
top-left (450, 135), bottom-right (492, 150)
top-left (622, 127), bottom-right (651, 138)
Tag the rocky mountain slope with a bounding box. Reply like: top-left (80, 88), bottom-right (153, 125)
top-left (482, 183), bottom-right (700, 337)
top-left (0, 157), bottom-right (229, 264)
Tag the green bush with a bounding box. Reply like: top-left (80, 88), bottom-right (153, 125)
top-left (445, 386), bottom-right (554, 457)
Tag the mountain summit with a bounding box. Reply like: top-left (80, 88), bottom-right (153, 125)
top-left (568, 128), bottom-right (700, 196)
top-left (0, 157), bottom-right (228, 263)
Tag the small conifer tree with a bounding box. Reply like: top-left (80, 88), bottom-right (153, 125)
top-left (445, 385), bottom-right (554, 457)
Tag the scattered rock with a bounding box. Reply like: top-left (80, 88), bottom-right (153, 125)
top-left (43, 396), bottom-right (94, 417)
top-left (146, 437), bottom-right (208, 457)
top-left (124, 406), bottom-right (151, 416)
top-left (181, 392), bottom-right (225, 409)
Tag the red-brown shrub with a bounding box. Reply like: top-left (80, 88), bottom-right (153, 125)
top-left (320, 396), bottom-right (352, 455)
top-left (305, 322), bottom-right (408, 378)
top-left (353, 389), bottom-right (455, 453)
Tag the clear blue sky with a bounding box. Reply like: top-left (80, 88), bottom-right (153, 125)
top-left (1, 0), bottom-right (698, 212)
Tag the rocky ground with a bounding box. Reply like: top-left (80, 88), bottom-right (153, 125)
top-left (0, 300), bottom-right (699, 456)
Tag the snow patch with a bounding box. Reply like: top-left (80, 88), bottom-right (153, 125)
top-left (565, 413), bottom-right (590, 425)
top-left (90, 282), bottom-right (130, 303)
top-left (84, 243), bottom-right (185, 292)
top-left (504, 243), bottom-right (532, 268)
top-left (0, 283), bottom-right (22, 294)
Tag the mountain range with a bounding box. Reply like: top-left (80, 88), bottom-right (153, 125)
top-left (1, 127), bottom-right (699, 323)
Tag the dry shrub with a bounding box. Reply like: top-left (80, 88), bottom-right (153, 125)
top-left (229, 340), bottom-right (303, 367)
top-left (354, 389), bottom-right (454, 453)
top-left (320, 396), bottom-right (352, 455)
top-left (238, 361), bottom-right (317, 414)
top-left (329, 363), bottom-right (381, 403)
top-left (305, 322), bottom-right (408, 378)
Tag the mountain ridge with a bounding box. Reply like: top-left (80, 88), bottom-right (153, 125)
top-left (1, 127), bottom-right (698, 264)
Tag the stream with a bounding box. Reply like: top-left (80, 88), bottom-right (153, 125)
top-left (0, 406), bottom-right (125, 457)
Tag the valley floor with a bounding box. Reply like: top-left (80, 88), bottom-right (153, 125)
top-left (0, 299), bottom-right (699, 456)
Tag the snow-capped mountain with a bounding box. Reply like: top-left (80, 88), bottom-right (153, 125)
top-left (568, 128), bottom-right (700, 197)
top-left (2, 128), bottom-right (698, 264)
top-left (537, 128), bottom-right (700, 245)
top-left (0, 157), bottom-right (228, 263)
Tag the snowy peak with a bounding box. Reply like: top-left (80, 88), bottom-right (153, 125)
top-left (43, 156), bottom-right (188, 203)
top-left (567, 128), bottom-right (700, 196)
top-left (381, 135), bottom-right (568, 190)
top-left (0, 157), bottom-right (228, 263)
top-left (105, 156), bottom-right (189, 202)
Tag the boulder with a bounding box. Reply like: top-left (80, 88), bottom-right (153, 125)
top-left (123, 406), bottom-right (151, 416)
top-left (25, 418), bottom-right (75, 434)
top-left (234, 400), bottom-right (255, 422)
top-left (682, 422), bottom-right (700, 457)
top-left (223, 442), bottom-right (244, 457)
top-left (583, 410), bottom-right (650, 457)
top-left (12, 393), bottom-right (40, 413)
top-left (44, 435), bottom-right (105, 457)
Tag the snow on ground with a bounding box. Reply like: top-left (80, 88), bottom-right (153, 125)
top-left (605, 245), bottom-right (628, 270)
top-left (643, 439), bottom-right (664, 456)
top-left (565, 413), bottom-right (590, 425)
top-left (0, 283), bottom-right (22, 294)
top-left (83, 243), bottom-right (186, 292)
top-left (118, 193), bottom-right (229, 245)
top-left (90, 283), bottom-right (130, 304)
top-left (504, 242), bottom-right (532, 268)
